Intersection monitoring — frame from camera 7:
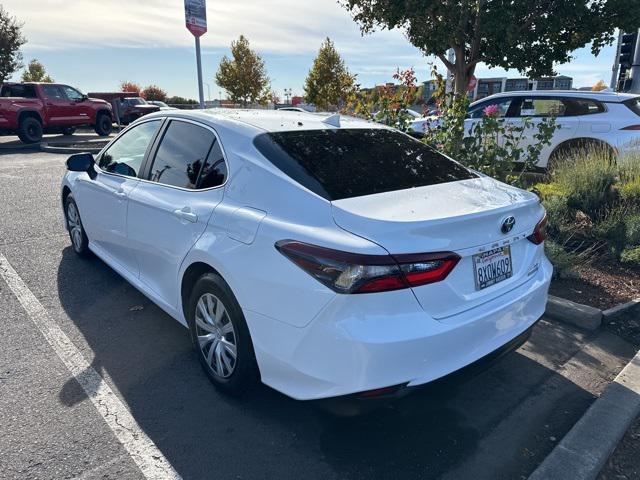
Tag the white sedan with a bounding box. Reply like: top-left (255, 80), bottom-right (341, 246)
top-left (61, 109), bottom-right (552, 403)
top-left (412, 91), bottom-right (640, 168)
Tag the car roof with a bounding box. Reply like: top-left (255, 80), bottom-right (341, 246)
top-left (473, 90), bottom-right (639, 104)
top-left (144, 108), bottom-right (385, 134)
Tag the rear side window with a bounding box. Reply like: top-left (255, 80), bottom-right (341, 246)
top-left (624, 98), bottom-right (640, 116)
top-left (254, 128), bottom-right (477, 201)
top-left (42, 85), bottom-right (65, 100)
top-left (564, 99), bottom-right (605, 115)
top-left (518, 98), bottom-right (566, 117)
top-left (1, 85), bottom-right (36, 98)
top-left (148, 120), bottom-right (219, 189)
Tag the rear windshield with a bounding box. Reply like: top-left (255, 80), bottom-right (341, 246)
top-left (624, 98), bottom-right (640, 116)
top-left (253, 128), bottom-right (476, 201)
top-left (1, 84), bottom-right (37, 98)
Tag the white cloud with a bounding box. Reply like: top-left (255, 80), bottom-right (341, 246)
top-left (3, 0), bottom-right (612, 88)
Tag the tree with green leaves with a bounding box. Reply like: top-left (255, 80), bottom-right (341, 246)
top-left (0, 6), bottom-right (26, 83)
top-left (304, 38), bottom-right (356, 111)
top-left (215, 35), bottom-right (270, 106)
top-left (21, 59), bottom-right (53, 82)
top-left (341, 0), bottom-right (640, 96)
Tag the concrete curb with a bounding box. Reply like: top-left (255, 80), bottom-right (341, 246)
top-left (546, 295), bottom-right (640, 331)
top-left (603, 298), bottom-right (640, 324)
top-left (40, 142), bottom-right (106, 154)
top-left (545, 295), bottom-right (602, 331)
top-left (528, 350), bottom-right (640, 480)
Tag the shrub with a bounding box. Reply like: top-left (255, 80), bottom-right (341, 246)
top-left (621, 247), bottom-right (640, 265)
top-left (594, 208), bottom-right (628, 258)
top-left (619, 178), bottom-right (640, 204)
top-left (545, 241), bottom-right (578, 279)
top-left (549, 148), bottom-right (617, 218)
top-left (625, 214), bottom-right (640, 246)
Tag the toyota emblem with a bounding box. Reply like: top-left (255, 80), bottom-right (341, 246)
top-left (501, 217), bottom-right (516, 234)
top-left (501, 216), bottom-right (516, 234)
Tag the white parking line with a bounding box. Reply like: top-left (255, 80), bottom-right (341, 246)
top-left (0, 252), bottom-right (180, 480)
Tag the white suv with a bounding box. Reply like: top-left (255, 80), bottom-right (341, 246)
top-left (412, 91), bottom-right (640, 168)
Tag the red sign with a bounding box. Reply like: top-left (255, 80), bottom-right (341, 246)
top-left (468, 75), bottom-right (478, 92)
top-left (185, 0), bottom-right (207, 37)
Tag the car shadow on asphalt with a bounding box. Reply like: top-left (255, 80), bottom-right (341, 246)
top-left (55, 247), bottom-right (608, 480)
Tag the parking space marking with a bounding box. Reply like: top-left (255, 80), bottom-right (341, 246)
top-left (0, 252), bottom-right (180, 480)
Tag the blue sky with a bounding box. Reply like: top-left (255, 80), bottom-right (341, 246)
top-left (4, 0), bottom-right (617, 100)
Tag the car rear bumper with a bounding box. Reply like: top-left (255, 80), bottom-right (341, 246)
top-left (245, 256), bottom-right (552, 401)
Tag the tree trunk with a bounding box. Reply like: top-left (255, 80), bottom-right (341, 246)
top-left (453, 66), bottom-right (470, 96)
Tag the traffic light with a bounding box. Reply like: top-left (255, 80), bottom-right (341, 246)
top-left (618, 32), bottom-right (638, 92)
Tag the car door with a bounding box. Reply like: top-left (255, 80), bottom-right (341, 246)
top-left (509, 97), bottom-right (579, 167)
top-left (73, 119), bottom-right (163, 274)
top-left (60, 85), bottom-right (91, 124)
top-left (127, 119), bottom-right (227, 308)
top-left (41, 85), bottom-right (72, 126)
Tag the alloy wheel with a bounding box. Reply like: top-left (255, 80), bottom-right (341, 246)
top-left (66, 201), bottom-right (83, 251)
top-left (195, 293), bottom-right (238, 378)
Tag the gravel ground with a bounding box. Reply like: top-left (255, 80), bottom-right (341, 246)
top-left (599, 415), bottom-right (640, 480)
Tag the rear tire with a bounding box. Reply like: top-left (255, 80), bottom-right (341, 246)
top-left (17, 117), bottom-right (43, 144)
top-left (95, 113), bottom-right (113, 136)
top-left (64, 195), bottom-right (91, 258)
top-left (187, 273), bottom-right (259, 396)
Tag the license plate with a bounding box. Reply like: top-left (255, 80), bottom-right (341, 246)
top-left (473, 246), bottom-right (513, 291)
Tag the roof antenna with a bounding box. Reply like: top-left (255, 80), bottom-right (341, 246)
top-left (322, 113), bottom-right (341, 127)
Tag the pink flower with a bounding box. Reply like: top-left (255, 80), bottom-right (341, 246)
top-left (483, 104), bottom-right (500, 117)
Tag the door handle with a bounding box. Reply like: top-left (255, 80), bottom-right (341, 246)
top-left (114, 189), bottom-right (127, 199)
top-left (173, 208), bottom-right (198, 223)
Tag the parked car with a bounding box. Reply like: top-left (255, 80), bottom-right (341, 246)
top-left (87, 93), bottom-right (160, 124)
top-left (61, 110), bottom-right (551, 407)
top-left (147, 100), bottom-right (177, 110)
top-left (411, 91), bottom-right (640, 168)
top-left (0, 82), bottom-right (113, 143)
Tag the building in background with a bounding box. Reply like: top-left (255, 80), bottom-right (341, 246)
top-left (421, 75), bottom-right (574, 103)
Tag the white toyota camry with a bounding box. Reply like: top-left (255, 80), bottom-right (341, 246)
top-left (61, 109), bottom-right (552, 404)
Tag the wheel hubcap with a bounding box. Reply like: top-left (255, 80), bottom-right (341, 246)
top-left (66, 202), bottom-right (83, 250)
top-left (195, 293), bottom-right (237, 378)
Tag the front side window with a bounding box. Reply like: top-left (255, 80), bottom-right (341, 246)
top-left (99, 120), bottom-right (162, 177)
top-left (42, 85), bottom-right (65, 100)
top-left (254, 128), bottom-right (477, 201)
top-left (148, 121), bottom-right (216, 189)
top-left (62, 86), bottom-right (84, 101)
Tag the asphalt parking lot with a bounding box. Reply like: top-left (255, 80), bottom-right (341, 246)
top-left (0, 146), bottom-right (637, 480)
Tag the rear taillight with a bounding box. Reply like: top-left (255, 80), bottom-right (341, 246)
top-left (621, 125), bottom-right (640, 130)
top-left (275, 240), bottom-right (460, 294)
top-left (527, 214), bottom-right (548, 245)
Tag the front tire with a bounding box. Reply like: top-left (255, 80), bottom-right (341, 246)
top-left (17, 117), bottom-right (43, 144)
top-left (95, 113), bottom-right (113, 136)
top-left (187, 273), bottom-right (259, 396)
top-left (64, 195), bottom-right (91, 258)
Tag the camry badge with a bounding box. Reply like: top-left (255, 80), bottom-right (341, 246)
top-left (501, 216), bottom-right (516, 234)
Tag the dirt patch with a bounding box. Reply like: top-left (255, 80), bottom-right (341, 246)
top-left (599, 415), bottom-right (640, 480)
top-left (549, 261), bottom-right (640, 310)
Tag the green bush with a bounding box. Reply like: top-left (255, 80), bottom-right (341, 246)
top-left (594, 209), bottom-right (628, 258)
top-left (545, 241), bottom-right (578, 278)
top-left (626, 214), bottom-right (640, 246)
top-left (621, 246), bottom-right (640, 265)
top-left (619, 178), bottom-right (640, 204)
top-left (550, 148), bottom-right (617, 218)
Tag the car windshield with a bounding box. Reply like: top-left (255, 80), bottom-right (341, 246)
top-left (126, 98), bottom-right (146, 105)
top-left (253, 128), bottom-right (477, 201)
top-left (154, 101), bottom-right (169, 107)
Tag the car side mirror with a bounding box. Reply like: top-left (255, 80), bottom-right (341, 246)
top-left (66, 153), bottom-right (96, 179)
top-left (81, 94), bottom-right (88, 101)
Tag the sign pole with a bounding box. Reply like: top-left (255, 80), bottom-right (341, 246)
top-left (185, 0), bottom-right (207, 109)
top-left (195, 36), bottom-right (205, 109)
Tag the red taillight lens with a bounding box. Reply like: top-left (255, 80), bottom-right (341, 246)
top-left (527, 214), bottom-right (548, 245)
top-left (275, 241), bottom-right (459, 294)
top-left (621, 125), bottom-right (640, 130)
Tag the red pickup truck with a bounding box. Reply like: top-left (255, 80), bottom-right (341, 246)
top-left (0, 82), bottom-right (114, 143)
